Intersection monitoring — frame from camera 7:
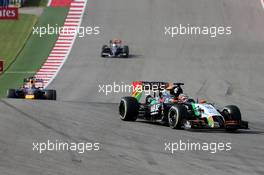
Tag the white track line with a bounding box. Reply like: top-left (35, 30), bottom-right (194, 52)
top-left (261, 0), bottom-right (264, 8)
top-left (34, 0), bottom-right (87, 87)
top-left (47, 0), bottom-right (52, 6)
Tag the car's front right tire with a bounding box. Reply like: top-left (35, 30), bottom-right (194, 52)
top-left (123, 45), bottom-right (129, 58)
top-left (101, 45), bottom-right (108, 57)
top-left (7, 89), bottom-right (16, 98)
top-left (222, 105), bottom-right (241, 131)
top-left (44, 90), bottom-right (57, 100)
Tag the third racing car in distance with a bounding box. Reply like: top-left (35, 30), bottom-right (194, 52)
top-left (7, 77), bottom-right (57, 100)
top-left (119, 81), bottom-right (249, 131)
top-left (101, 39), bottom-right (129, 58)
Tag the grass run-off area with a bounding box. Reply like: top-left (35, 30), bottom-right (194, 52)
top-left (0, 14), bottom-right (37, 70)
top-left (0, 7), bottom-right (68, 97)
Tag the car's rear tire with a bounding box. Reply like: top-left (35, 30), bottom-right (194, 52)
top-left (123, 45), bottom-right (129, 58)
top-left (119, 97), bottom-right (139, 121)
top-left (45, 90), bottom-right (56, 100)
top-left (7, 89), bottom-right (16, 98)
top-left (168, 105), bottom-right (187, 129)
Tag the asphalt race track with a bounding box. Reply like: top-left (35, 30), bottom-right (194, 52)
top-left (1, 0), bottom-right (264, 174)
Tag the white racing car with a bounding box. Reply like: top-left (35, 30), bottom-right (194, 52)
top-left (101, 39), bottom-right (129, 58)
top-left (119, 81), bottom-right (249, 131)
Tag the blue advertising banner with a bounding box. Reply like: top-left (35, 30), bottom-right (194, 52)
top-left (0, 0), bottom-right (10, 7)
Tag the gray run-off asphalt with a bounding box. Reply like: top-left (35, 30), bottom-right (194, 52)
top-left (1, 0), bottom-right (264, 174)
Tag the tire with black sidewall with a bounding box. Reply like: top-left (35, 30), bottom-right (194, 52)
top-left (168, 105), bottom-right (187, 129)
top-left (101, 45), bottom-right (108, 57)
top-left (119, 97), bottom-right (139, 121)
top-left (222, 105), bottom-right (241, 120)
top-left (223, 105), bottom-right (241, 131)
top-left (102, 45), bottom-right (108, 50)
top-left (7, 89), bottom-right (16, 98)
top-left (123, 45), bottom-right (129, 58)
top-left (45, 90), bottom-right (56, 100)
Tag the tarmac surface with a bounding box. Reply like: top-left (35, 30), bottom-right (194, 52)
top-left (1, 0), bottom-right (264, 174)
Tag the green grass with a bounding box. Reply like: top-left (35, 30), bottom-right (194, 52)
top-left (24, 0), bottom-right (48, 7)
top-left (0, 14), bottom-right (37, 70)
top-left (0, 7), bottom-right (69, 97)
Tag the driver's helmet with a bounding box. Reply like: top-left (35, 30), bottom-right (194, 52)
top-left (28, 77), bottom-right (36, 87)
top-left (165, 83), bottom-right (182, 97)
top-left (172, 86), bottom-right (183, 97)
top-left (178, 93), bottom-right (189, 103)
top-left (165, 83), bottom-right (183, 97)
top-left (29, 77), bottom-right (35, 84)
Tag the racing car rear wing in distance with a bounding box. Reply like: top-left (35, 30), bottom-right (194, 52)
top-left (23, 77), bottom-right (44, 89)
top-left (131, 81), bottom-right (184, 101)
top-left (23, 78), bottom-right (44, 83)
